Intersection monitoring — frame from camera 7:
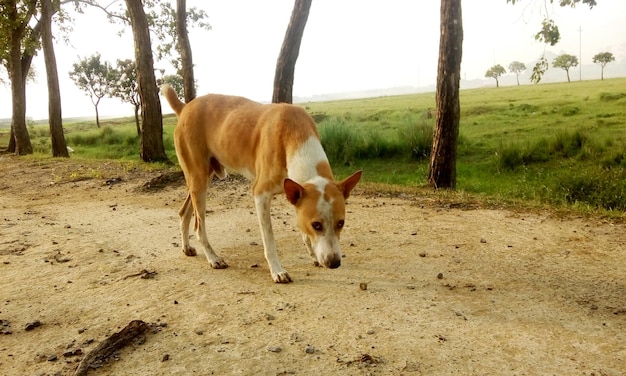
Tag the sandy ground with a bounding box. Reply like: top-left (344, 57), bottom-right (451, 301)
top-left (0, 155), bottom-right (625, 376)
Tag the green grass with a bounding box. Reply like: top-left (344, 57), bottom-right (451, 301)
top-left (3, 77), bottom-right (626, 214)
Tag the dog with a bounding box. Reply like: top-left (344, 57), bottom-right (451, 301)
top-left (160, 84), bottom-right (362, 283)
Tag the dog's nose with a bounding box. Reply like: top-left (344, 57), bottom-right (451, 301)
top-left (328, 258), bottom-right (341, 269)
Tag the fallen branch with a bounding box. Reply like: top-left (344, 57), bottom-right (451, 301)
top-left (121, 269), bottom-right (157, 280)
top-left (73, 320), bottom-right (149, 376)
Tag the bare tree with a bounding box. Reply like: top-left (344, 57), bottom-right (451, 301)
top-left (125, 0), bottom-right (167, 162)
top-left (428, 0), bottom-right (463, 189)
top-left (272, 0), bottom-right (312, 104)
top-left (41, 0), bottom-right (69, 157)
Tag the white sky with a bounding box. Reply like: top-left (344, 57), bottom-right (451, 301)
top-left (1, 0), bottom-right (625, 120)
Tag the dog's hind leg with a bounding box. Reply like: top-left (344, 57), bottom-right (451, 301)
top-left (190, 189), bottom-right (228, 268)
top-left (178, 193), bottom-right (196, 256)
top-left (185, 166), bottom-right (228, 269)
top-left (254, 192), bottom-right (292, 283)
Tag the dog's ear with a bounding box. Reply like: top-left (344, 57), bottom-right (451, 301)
top-left (284, 178), bottom-right (304, 205)
top-left (336, 170), bottom-right (362, 199)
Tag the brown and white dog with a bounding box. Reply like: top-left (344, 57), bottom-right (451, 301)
top-left (160, 84), bottom-right (361, 283)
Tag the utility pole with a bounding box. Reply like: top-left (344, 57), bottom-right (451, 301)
top-left (578, 26), bottom-right (582, 81)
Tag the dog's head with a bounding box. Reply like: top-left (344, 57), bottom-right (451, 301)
top-left (284, 171), bottom-right (362, 269)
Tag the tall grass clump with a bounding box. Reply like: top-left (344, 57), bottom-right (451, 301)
top-left (318, 119), bottom-right (362, 165)
top-left (65, 126), bottom-right (139, 158)
top-left (553, 167), bottom-right (626, 211)
top-left (497, 139), bottom-right (550, 171)
top-left (318, 116), bottom-right (433, 165)
top-left (498, 130), bottom-right (596, 170)
top-left (397, 120), bottom-right (432, 160)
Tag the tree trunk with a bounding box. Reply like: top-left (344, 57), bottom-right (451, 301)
top-left (41, 0), bottom-right (69, 158)
top-left (428, 0), bottom-right (463, 190)
top-left (272, 0), bottom-right (312, 104)
top-left (176, 0), bottom-right (195, 102)
top-left (6, 2), bottom-right (33, 156)
top-left (125, 0), bottom-right (168, 162)
top-left (134, 104), bottom-right (141, 137)
top-left (566, 69), bottom-right (570, 82)
top-left (94, 102), bottom-right (101, 128)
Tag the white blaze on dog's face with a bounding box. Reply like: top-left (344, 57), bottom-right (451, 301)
top-left (284, 171), bottom-right (362, 269)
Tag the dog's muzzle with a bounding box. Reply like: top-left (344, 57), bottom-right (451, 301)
top-left (320, 254), bottom-right (341, 269)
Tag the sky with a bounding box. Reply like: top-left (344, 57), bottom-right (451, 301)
top-left (1, 0), bottom-right (625, 120)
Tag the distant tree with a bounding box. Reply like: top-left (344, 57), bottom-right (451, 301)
top-left (272, 0), bottom-right (312, 104)
top-left (485, 64), bottom-right (506, 87)
top-left (428, 0), bottom-right (463, 190)
top-left (552, 54), bottom-right (578, 82)
top-left (508, 61), bottom-right (526, 86)
top-left (158, 73), bottom-right (185, 99)
top-left (507, 0), bottom-right (596, 83)
top-left (110, 59), bottom-right (141, 136)
top-left (69, 53), bottom-right (115, 128)
top-left (592, 52), bottom-right (615, 80)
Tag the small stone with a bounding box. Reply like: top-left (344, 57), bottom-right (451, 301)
top-left (305, 346), bottom-right (315, 354)
top-left (25, 320), bottom-right (41, 331)
top-left (47, 354), bottom-right (58, 362)
top-left (366, 329), bottom-right (375, 335)
top-left (194, 329), bottom-right (203, 335)
top-left (267, 346), bottom-right (282, 353)
top-left (480, 237), bottom-right (487, 243)
top-left (437, 273), bottom-right (444, 279)
top-left (162, 354), bottom-right (170, 362)
top-left (359, 282), bottom-right (368, 291)
top-left (419, 252), bottom-right (427, 257)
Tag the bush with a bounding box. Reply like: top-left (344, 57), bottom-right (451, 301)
top-left (555, 167), bottom-right (626, 210)
top-left (397, 121), bottom-right (432, 160)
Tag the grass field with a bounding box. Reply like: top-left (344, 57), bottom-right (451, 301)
top-left (2, 77), bottom-right (626, 214)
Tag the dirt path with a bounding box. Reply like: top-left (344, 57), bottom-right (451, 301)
top-left (0, 156), bottom-right (624, 375)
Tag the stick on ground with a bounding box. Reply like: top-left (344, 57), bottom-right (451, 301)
top-left (73, 320), bottom-right (149, 376)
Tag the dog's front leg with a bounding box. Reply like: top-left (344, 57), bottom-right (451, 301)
top-left (301, 232), bottom-right (319, 266)
top-left (255, 193), bottom-right (292, 283)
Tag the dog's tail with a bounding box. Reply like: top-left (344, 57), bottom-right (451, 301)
top-left (160, 84), bottom-right (185, 116)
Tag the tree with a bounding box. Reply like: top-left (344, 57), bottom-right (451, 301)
top-left (41, 0), bottom-right (69, 157)
top-left (158, 73), bottom-right (184, 98)
top-left (552, 54), bottom-right (578, 82)
top-left (507, 0), bottom-right (596, 83)
top-left (69, 53), bottom-right (115, 128)
top-left (1, 0), bottom-right (38, 155)
top-left (272, 0), bottom-right (312, 104)
top-left (428, 0), bottom-right (463, 190)
top-left (508, 61), bottom-right (526, 86)
top-left (149, 0), bottom-right (210, 103)
top-left (485, 64), bottom-right (506, 88)
top-left (125, 0), bottom-right (167, 162)
top-left (592, 51), bottom-right (615, 80)
top-left (110, 59), bottom-right (141, 136)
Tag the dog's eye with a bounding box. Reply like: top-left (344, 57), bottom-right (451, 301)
top-left (337, 220), bottom-right (344, 229)
top-left (311, 221), bottom-right (323, 232)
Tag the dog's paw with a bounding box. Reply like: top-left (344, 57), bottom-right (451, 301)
top-left (208, 257), bottom-right (228, 269)
top-left (272, 271), bottom-right (293, 283)
top-left (182, 246), bottom-right (197, 256)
